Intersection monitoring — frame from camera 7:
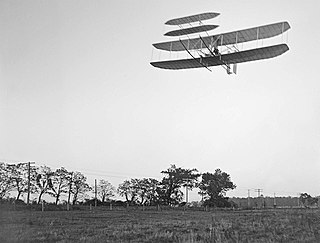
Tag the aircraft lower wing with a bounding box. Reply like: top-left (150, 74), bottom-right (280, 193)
top-left (150, 44), bottom-right (289, 70)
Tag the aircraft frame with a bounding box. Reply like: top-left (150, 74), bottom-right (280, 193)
top-left (150, 12), bottom-right (290, 74)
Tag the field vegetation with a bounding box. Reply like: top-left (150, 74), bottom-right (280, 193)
top-left (1, 206), bottom-right (320, 242)
top-left (2, 162), bottom-right (320, 242)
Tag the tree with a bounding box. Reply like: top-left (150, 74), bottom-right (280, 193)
top-left (133, 178), bottom-right (160, 205)
top-left (97, 179), bottom-right (115, 203)
top-left (300, 193), bottom-right (318, 208)
top-left (70, 171), bottom-right (91, 205)
top-left (0, 163), bottom-right (14, 199)
top-left (159, 164), bottom-right (200, 205)
top-left (117, 179), bottom-right (139, 205)
top-left (47, 167), bottom-right (71, 204)
top-left (7, 163), bottom-right (37, 201)
top-left (35, 165), bottom-right (54, 203)
top-left (198, 169), bottom-right (236, 207)
top-left (180, 168), bottom-right (201, 203)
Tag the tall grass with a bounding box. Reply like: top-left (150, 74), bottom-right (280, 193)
top-left (1, 207), bottom-right (320, 242)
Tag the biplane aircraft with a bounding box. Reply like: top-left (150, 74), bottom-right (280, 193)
top-left (150, 12), bottom-right (290, 74)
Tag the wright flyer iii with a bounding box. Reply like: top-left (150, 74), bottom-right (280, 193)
top-left (150, 12), bottom-right (290, 74)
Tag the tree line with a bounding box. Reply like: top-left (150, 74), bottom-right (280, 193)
top-left (0, 163), bottom-right (236, 207)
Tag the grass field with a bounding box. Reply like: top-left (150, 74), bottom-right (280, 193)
top-left (1, 206), bottom-right (320, 242)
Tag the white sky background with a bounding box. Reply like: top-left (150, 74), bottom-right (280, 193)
top-left (1, 0), bottom-right (320, 201)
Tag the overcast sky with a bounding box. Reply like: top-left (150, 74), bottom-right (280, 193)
top-left (1, 0), bottom-right (320, 201)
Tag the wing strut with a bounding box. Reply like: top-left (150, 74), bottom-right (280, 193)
top-left (199, 36), bottom-right (233, 74)
top-left (199, 36), bottom-right (214, 55)
top-left (179, 39), bottom-right (212, 72)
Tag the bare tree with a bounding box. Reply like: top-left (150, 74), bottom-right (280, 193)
top-left (47, 167), bottom-right (70, 204)
top-left (36, 165), bottom-right (54, 203)
top-left (98, 179), bottom-right (115, 203)
top-left (70, 171), bottom-right (91, 205)
top-left (117, 179), bottom-right (139, 205)
top-left (7, 163), bottom-right (37, 201)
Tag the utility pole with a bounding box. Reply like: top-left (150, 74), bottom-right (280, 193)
top-left (27, 162), bottom-right (31, 205)
top-left (255, 189), bottom-right (263, 208)
top-left (94, 179), bottom-right (97, 207)
top-left (255, 188), bottom-right (263, 198)
top-left (27, 162), bottom-right (35, 206)
top-left (67, 172), bottom-right (73, 211)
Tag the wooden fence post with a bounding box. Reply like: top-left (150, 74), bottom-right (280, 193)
top-left (42, 201), bottom-right (45, 212)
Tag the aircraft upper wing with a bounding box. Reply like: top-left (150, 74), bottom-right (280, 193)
top-left (153, 22), bottom-right (290, 52)
top-left (165, 12), bottom-right (220, 25)
top-left (150, 44), bottom-right (289, 70)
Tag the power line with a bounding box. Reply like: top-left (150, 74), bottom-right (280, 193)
top-left (41, 163), bottom-right (161, 179)
top-left (1, 159), bottom-right (153, 178)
